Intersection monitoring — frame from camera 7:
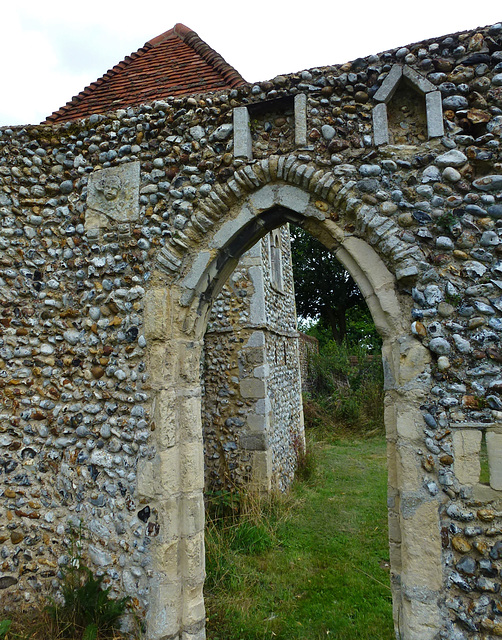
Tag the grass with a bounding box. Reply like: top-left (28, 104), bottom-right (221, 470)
top-left (205, 434), bottom-right (393, 640)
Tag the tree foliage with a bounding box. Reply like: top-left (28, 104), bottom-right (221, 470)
top-left (291, 226), bottom-right (373, 345)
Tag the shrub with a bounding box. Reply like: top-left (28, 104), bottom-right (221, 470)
top-left (305, 340), bottom-right (385, 436)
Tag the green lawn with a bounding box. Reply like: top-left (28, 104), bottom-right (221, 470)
top-left (205, 437), bottom-right (394, 640)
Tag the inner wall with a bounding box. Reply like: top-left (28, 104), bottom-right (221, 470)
top-left (203, 227), bottom-right (303, 493)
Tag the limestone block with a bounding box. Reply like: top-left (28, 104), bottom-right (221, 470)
top-left (387, 439), bottom-right (399, 489)
top-left (400, 598), bottom-right (441, 640)
top-left (85, 162), bottom-right (140, 229)
top-left (244, 330), bottom-right (266, 348)
top-left (180, 443), bottom-right (204, 492)
top-left (453, 429), bottom-right (482, 485)
top-left (159, 448), bottom-right (182, 494)
top-left (178, 342), bottom-right (203, 383)
top-left (157, 496), bottom-right (181, 541)
top-left (384, 396), bottom-right (398, 439)
top-left (403, 65), bottom-right (436, 94)
top-left (239, 377), bottom-right (266, 399)
top-left (246, 413), bottom-right (268, 433)
top-left (373, 103), bottom-right (389, 146)
top-left (396, 443), bottom-right (424, 492)
top-left (398, 339), bottom-right (431, 387)
top-left (182, 626), bottom-right (206, 640)
top-left (277, 184), bottom-right (310, 213)
top-left (177, 396), bottom-right (203, 442)
top-left (389, 540), bottom-right (402, 573)
top-left (250, 450), bottom-right (272, 491)
top-left (233, 106), bottom-right (252, 159)
top-left (209, 205), bottom-right (254, 249)
top-left (182, 583), bottom-right (206, 628)
top-left (181, 251), bottom-right (212, 291)
top-left (374, 64), bottom-right (403, 102)
top-left (486, 431), bottom-right (502, 490)
top-left (341, 235), bottom-right (396, 292)
top-left (146, 577), bottom-right (182, 640)
top-left (239, 433), bottom-right (267, 451)
top-left (389, 509), bottom-right (402, 544)
top-left (426, 91), bottom-right (445, 138)
top-left (396, 404), bottom-right (421, 441)
top-left (400, 499), bottom-right (442, 591)
top-left (144, 289), bottom-right (172, 340)
top-left (249, 185), bottom-right (276, 211)
top-left (137, 458), bottom-right (158, 500)
top-left (153, 540), bottom-right (179, 581)
top-left (181, 532), bottom-right (205, 583)
top-left (181, 494), bottom-right (205, 538)
top-left (147, 343), bottom-right (177, 389)
top-left (294, 93), bottom-right (307, 147)
top-left (154, 390), bottom-right (177, 450)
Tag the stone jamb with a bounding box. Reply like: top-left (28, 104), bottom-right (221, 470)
top-left (151, 179), bottom-right (440, 640)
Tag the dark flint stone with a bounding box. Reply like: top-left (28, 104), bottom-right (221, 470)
top-left (480, 558), bottom-right (497, 577)
top-left (356, 179), bottom-right (379, 193)
top-left (490, 540), bottom-right (502, 560)
top-left (488, 205), bottom-right (502, 219)
top-left (456, 556), bottom-right (477, 576)
top-left (0, 576), bottom-right (18, 589)
top-left (89, 465), bottom-right (99, 481)
top-left (138, 506), bottom-right (151, 523)
top-left (423, 413), bottom-right (437, 429)
top-left (462, 53), bottom-right (491, 65)
top-left (412, 210), bottom-right (432, 224)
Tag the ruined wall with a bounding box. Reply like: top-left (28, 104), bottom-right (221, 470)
top-left (298, 332), bottom-right (319, 391)
top-left (2, 19), bottom-right (502, 640)
top-left (203, 223), bottom-right (302, 493)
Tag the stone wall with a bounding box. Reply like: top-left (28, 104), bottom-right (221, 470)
top-left (2, 19), bottom-right (502, 640)
top-left (203, 223), bottom-right (303, 493)
top-left (298, 332), bottom-right (319, 391)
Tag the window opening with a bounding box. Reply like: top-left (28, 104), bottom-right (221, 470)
top-left (269, 230), bottom-right (284, 293)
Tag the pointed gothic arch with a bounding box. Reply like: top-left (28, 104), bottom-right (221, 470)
top-left (141, 178), bottom-right (441, 640)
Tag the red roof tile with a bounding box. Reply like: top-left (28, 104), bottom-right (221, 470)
top-left (45, 23), bottom-right (246, 124)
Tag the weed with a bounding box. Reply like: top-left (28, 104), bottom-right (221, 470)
top-left (206, 488), bottom-right (242, 521)
top-left (305, 340), bottom-right (384, 436)
top-left (292, 430), bottom-right (316, 481)
top-left (0, 527), bottom-right (138, 640)
top-left (45, 529), bottom-right (130, 639)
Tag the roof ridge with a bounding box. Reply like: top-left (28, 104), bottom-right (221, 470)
top-left (44, 24), bottom-right (246, 124)
top-left (177, 26), bottom-right (246, 88)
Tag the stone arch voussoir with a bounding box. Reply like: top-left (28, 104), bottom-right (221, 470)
top-left (154, 154), bottom-right (426, 299)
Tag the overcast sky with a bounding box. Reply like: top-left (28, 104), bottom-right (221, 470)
top-left (1, 2), bottom-right (501, 127)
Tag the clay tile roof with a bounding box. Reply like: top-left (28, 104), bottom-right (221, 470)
top-left (45, 23), bottom-right (246, 124)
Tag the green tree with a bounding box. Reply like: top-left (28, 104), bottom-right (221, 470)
top-left (291, 227), bottom-right (369, 345)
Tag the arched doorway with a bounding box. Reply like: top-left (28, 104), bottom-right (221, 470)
top-left (142, 179), bottom-right (441, 640)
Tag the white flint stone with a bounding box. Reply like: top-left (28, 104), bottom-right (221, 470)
top-left (442, 167), bottom-right (461, 183)
top-left (453, 334), bottom-right (471, 354)
top-left (435, 150), bottom-right (468, 168)
top-left (436, 236), bottom-right (454, 250)
top-left (429, 337), bottom-right (451, 355)
top-left (424, 285), bottom-right (443, 306)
